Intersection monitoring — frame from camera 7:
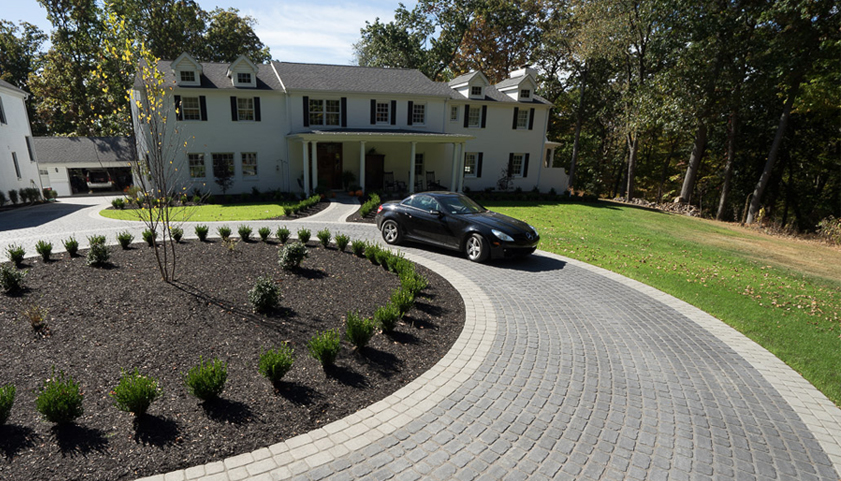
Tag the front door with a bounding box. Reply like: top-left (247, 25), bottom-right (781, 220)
top-left (316, 143), bottom-right (343, 190)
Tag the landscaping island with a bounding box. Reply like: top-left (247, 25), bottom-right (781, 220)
top-left (0, 239), bottom-right (464, 481)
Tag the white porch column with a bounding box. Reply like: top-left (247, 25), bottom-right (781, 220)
top-left (409, 142), bottom-right (417, 193)
top-left (311, 140), bottom-right (319, 190)
top-left (450, 142), bottom-right (459, 191)
top-left (302, 141), bottom-right (310, 196)
top-left (359, 141), bottom-right (366, 193)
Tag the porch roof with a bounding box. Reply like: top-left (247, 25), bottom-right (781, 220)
top-left (287, 129), bottom-right (473, 143)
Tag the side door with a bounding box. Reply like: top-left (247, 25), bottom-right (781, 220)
top-left (401, 195), bottom-right (445, 244)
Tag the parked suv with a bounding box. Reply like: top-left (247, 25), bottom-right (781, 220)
top-left (86, 169), bottom-right (114, 190)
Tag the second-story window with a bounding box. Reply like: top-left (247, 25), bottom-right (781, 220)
top-left (182, 97), bottom-right (201, 120)
top-left (237, 98), bottom-right (254, 121)
top-left (376, 102), bottom-right (390, 124)
top-left (309, 99), bottom-right (340, 126)
top-left (412, 103), bottom-right (426, 125)
top-left (516, 109), bottom-right (529, 129)
top-left (237, 72), bottom-right (252, 84)
top-left (468, 107), bottom-right (481, 127)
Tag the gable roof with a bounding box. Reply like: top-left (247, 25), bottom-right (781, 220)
top-left (0, 79), bottom-right (28, 97)
top-left (33, 136), bottom-right (136, 164)
top-left (272, 62), bottom-right (454, 97)
top-left (448, 71), bottom-right (487, 87)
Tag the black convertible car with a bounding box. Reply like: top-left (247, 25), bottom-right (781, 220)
top-left (375, 192), bottom-right (539, 262)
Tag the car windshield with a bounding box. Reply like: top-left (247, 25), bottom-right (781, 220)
top-left (438, 195), bottom-right (487, 215)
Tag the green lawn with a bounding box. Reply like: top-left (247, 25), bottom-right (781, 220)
top-left (99, 202), bottom-right (298, 222)
top-left (485, 200), bottom-right (841, 406)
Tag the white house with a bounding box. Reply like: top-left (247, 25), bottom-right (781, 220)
top-left (132, 54), bottom-right (567, 197)
top-left (33, 136), bottom-right (135, 197)
top-left (0, 79), bottom-right (42, 203)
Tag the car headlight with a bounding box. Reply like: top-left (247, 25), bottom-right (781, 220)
top-left (529, 224), bottom-right (538, 236)
top-left (492, 229), bottom-right (514, 242)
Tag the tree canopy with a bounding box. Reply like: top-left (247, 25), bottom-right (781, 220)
top-left (356, 0), bottom-right (840, 231)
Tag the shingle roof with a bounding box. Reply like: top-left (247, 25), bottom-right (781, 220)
top-left (134, 61), bottom-right (282, 91)
top-left (33, 137), bottom-right (136, 164)
top-left (0, 79), bottom-right (27, 96)
top-left (448, 71), bottom-right (483, 86)
top-left (272, 62), bottom-right (454, 97)
top-left (494, 77), bottom-right (524, 90)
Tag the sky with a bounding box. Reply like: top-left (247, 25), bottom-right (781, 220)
top-left (2, 0), bottom-right (413, 65)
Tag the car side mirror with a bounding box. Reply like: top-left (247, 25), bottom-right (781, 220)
top-left (430, 209), bottom-right (443, 217)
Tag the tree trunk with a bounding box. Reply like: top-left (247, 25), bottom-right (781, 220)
top-left (568, 66), bottom-right (588, 191)
top-left (658, 136), bottom-right (678, 203)
top-left (746, 72), bottom-right (803, 225)
top-left (626, 131), bottom-right (639, 201)
top-left (716, 107), bottom-right (739, 220)
top-left (679, 121), bottom-right (708, 204)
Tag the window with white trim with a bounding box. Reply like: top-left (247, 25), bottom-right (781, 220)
top-left (520, 89), bottom-right (531, 99)
top-left (450, 106), bottom-right (458, 121)
top-left (414, 153), bottom-right (424, 176)
top-left (375, 102), bottom-right (390, 123)
top-left (241, 152), bottom-right (257, 177)
top-left (188, 153), bottom-right (205, 178)
top-left (516, 109), bottom-right (529, 129)
top-left (464, 152), bottom-right (478, 177)
top-left (182, 97), bottom-right (201, 120)
top-left (212, 153), bottom-right (234, 178)
top-left (468, 107), bottom-right (481, 127)
top-left (12, 152), bottom-right (21, 179)
top-left (510, 154), bottom-right (524, 177)
top-left (412, 103), bottom-right (426, 125)
top-left (237, 72), bottom-right (252, 84)
top-left (470, 86), bottom-right (482, 97)
top-left (237, 98), bottom-right (254, 121)
top-left (180, 71), bottom-right (196, 82)
top-left (309, 99), bottom-right (340, 126)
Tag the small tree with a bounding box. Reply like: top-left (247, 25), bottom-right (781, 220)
top-left (213, 156), bottom-right (234, 194)
top-left (98, 8), bottom-right (190, 282)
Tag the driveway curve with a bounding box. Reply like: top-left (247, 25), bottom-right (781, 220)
top-left (1, 198), bottom-right (840, 481)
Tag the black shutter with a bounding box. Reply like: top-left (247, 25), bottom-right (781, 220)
top-left (370, 99), bottom-right (376, 124)
top-left (341, 97), bottom-right (347, 127)
top-left (303, 96), bottom-right (309, 127)
top-left (199, 96), bottom-right (207, 121)
top-left (25, 137), bottom-right (34, 161)
top-left (254, 97), bottom-right (261, 121)
top-left (528, 108), bottom-right (535, 130)
top-left (463, 105), bottom-right (470, 128)
top-left (230, 96), bottom-right (238, 121)
top-left (407, 101), bottom-right (414, 126)
top-left (512, 107), bottom-right (519, 129)
top-left (174, 95), bottom-right (183, 121)
top-left (481, 105), bottom-right (487, 128)
top-left (390, 100), bottom-right (397, 125)
top-left (523, 154), bottom-right (530, 177)
top-left (508, 153), bottom-right (514, 177)
top-left (477, 153), bottom-right (483, 178)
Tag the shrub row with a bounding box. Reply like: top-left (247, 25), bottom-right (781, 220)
top-left (1, 188), bottom-right (43, 207)
top-left (359, 193), bottom-right (382, 218)
top-left (283, 195), bottom-right (321, 217)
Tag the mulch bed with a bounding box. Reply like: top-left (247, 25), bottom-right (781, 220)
top-left (346, 208), bottom-right (377, 224)
top-left (0, 240), bottom-right (464, 481)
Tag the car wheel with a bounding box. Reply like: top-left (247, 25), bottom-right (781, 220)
top-left (465, 233), bottom-right (489, 262)
top-left (381, 219), bottom-right (402, 245)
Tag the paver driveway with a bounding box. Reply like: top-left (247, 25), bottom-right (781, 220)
top-left (2, 198), bottom-right (840, 480)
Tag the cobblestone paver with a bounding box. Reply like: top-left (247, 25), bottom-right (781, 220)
top-left (3, 199), bottom-right (840, 480)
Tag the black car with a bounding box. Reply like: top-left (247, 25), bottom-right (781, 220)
top-left (375, 191), bottom-right (539, 262)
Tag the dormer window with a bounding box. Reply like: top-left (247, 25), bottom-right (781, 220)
top-left (520, 89), bottom-right (531, 99)
top-left (180, 71), bottom-right (196, 83)
top-left (237, 72), bottom-right (252, 84)
top-left (471, 86), bottom-right (483, 97)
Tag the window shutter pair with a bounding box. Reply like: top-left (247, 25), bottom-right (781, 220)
top-left (174, 95), bottom-right (208, 121)
top-left (230, 96), bottom-right (261, 121)
top-left (304, 97), bottom-right (348, 128)
top-left (465, 105), bottom-right (487, 128)
top-left (369, 99), bottom-right (397, 125)
top-left (511, 107), bottom-right (535, 130)
top-left (508, 153), bottom-right (530, 177)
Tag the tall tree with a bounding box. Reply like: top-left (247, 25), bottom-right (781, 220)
top-left (202, 7), bottom-right (271, 63)
top-left (0, 20), bottom-right (47, 91)
top-left (107, 0), bottom-right (206, 61)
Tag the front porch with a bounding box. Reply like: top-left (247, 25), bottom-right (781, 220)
top-left (287, 130), bottom-right (474, 196)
